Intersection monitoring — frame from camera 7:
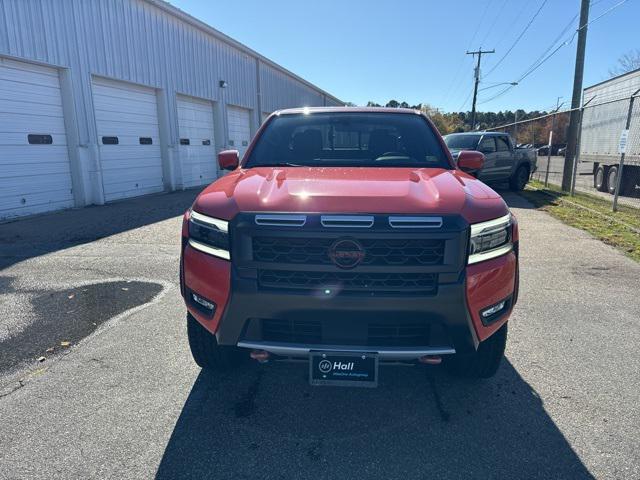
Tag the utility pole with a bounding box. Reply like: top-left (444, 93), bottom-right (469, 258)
top-left (562, 0), bottom-right (590, 191)
top-left (467, 47), bottom-right (495, 130)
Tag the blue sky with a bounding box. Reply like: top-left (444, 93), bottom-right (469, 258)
top-left (170, 0), bottom-right (638, 113)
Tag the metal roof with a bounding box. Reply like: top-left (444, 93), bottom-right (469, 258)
top-left (584, 67), bottom-right (640, 92)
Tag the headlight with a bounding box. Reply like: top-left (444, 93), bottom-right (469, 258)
top-left (188, 210), bottom-right (230, 260)
top-left (468, 213), bottom-right (512, 264)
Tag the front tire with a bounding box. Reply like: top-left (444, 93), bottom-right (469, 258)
top-left (445, 323), bottom-right (507, 378)
top-left (186, 312), bottom-right (244, 371)
top-left (509, 165), bottom-right (530, 191)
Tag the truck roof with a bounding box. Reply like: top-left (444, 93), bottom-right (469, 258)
top-left (275, 106), bottom-right (422, 115)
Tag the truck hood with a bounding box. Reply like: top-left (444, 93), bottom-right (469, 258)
top-left (193, 167), bottom-right (508, 224)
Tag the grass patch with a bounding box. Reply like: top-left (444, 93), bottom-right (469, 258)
top-left (520, 180), bottom-right (640, 262)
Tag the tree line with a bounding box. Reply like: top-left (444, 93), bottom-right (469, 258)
top-left (358, 100), bottom-right (568, 145)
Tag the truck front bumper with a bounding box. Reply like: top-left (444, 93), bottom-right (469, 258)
top-left (182, 245), bottom-right (518, 359)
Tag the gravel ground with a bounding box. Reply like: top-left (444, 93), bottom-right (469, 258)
top-left (0, 188), bottom-right (638, 479)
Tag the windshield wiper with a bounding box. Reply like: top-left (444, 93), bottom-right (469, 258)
top-left (248, 162), bottom-right (304, 168)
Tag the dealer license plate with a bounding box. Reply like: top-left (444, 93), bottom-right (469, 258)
top-left (309, 351), bottom-right (378, 387)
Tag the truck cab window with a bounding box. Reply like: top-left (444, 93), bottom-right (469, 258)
top-left (478, 137), bottom-right (496, 153)
top-left (496, 137), bottom-right (510, 152)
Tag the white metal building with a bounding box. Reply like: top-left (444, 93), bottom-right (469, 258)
top-left (0, 0), bottom-right (342, 220)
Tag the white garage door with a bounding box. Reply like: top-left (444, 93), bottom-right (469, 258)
top-left (92, 77), bottom-right (163, 202)
top-left (0, 58), bottom-right (73, 220)
top-left (227, 105), bottom-right (251, 160)
top-left (177, 95), bottom-right (217, 187)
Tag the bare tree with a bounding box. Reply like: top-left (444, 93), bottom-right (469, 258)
top-left (609, 49), bottom-right (640, 77)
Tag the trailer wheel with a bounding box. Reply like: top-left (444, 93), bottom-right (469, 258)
top-left (594, 165), bottom-right (608, 192)
top-left (607, 166), bottom-right (618, 195)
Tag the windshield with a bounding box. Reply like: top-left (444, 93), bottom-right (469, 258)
top-left (245, 112), bottom-right (451, 168)
top-left (444, 134), bottom-right (481, 150)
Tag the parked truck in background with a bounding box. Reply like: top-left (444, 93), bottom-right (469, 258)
top-left (578, 69), bottom-right (640, 197)
top-left (443, 132), bottom-right (537, 191)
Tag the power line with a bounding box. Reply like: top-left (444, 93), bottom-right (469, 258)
top-left (458, 85), bottom-right (474, 111)
top-left (478, 0), bottom-right (510, 47)
top-left (522, 12), bottom-right (579, 76)
top-left (478, 85), bottom-right (512, 104)
top-left (466, 0), bottom-right (494, 51)
top-left (491, 1), bottom-right (531, 52)
top-left (578, 0), bottom-right (628, 30)
top-left (477, 0), bottom-right (629, 105)
top-left (478, 37), bottom-right (568, 104)
top-left (518, 0), bottom-right (628, 83)
top-left (442, 0), bottom-right (494, 105)
top-left (442, 56), bottom-right (473, 105)
top-left (484, 0), bottom-right (548, 78)
top-left (484, 0), bottom-right (607, 85)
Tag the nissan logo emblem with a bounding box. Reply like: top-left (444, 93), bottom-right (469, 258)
top-left (328, 238), bottom-right (365, 269)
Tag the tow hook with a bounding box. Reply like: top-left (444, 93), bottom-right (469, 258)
top-left (419, 355), bottom-right (442, 365)
top-left (250, 349), bottom-right (270, 363)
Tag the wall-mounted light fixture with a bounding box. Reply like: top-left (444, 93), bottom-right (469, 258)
top-left (219, 80), bottom-right (228, 88)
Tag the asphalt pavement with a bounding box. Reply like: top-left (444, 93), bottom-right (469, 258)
top-left (0, 187), bottom-right (639, 479)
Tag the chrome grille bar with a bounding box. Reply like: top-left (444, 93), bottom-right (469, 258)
top-left (388, 216), bottom-right (443, 229)
top-left (255, 214), bottom-right (307, 227)
top-left (320, 215), bottom-right (374, 228)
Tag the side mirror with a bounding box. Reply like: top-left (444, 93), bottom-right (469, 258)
top-left (457, 150), bottom-right (484, 173)
top-left (218, 149), bottom-right (239, 171)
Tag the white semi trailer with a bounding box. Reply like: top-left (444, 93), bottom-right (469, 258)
top-left (579, 68), bottom-right (640, 197)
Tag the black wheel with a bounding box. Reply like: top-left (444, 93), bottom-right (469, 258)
top-left (594, 165), bottom-right (608, 192)
top-left (186, 312), bottom-right (245, 371)
top-left (607, 166), bottom-right (618, 195)
top-left (445, 323), bottom-right (507, 379)
top-left (509, 165), bottom-right (530, 191)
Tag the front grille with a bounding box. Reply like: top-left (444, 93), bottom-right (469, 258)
top-left (258, 318), bottom-right (442, 347)
top-left (262, 318), bottom-right (321, 344)
top-left (367, 322), bottom-right (430, 347)
top-left (252, 236), bottom-right (445, 266)
top-left (257, 269), bottom-right (438, 294)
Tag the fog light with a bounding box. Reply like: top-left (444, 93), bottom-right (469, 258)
top-left (192, 292), bottom-right (215, 312)
top-left (481, 300), bottom-right (506, 319)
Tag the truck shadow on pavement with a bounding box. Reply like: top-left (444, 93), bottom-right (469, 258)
top-left (491, 187), bottom-right (538, 210)
top-left (0, 189), bottom-right (200, 270)
top-left (156, 360), bottom-right (593, 480)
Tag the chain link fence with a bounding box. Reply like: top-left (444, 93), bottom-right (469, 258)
top-left (487, 91), bottom-right (640, 213)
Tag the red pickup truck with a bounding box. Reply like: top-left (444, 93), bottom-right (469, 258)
top-left (180, 107), bottom-right (519, 387)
